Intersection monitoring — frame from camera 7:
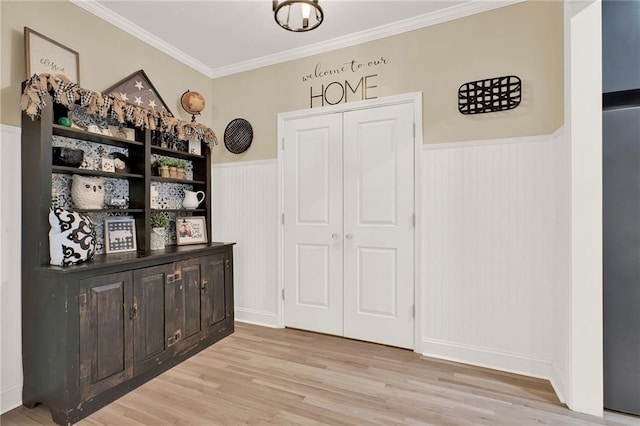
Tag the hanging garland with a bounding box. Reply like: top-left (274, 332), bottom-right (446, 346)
top-left (21, 73), bottom-right (218, 149)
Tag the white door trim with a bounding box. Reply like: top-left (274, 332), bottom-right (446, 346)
top-left (277, 92), bottom-right (424, 353)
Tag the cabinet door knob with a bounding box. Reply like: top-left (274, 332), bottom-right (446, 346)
top-left (225, 259), bottom-right (230, 268)
top-left (331, 233), bottom-right (339, 240)
top-left (345, 233), bottom-right (354, 240)
top-left (201, 279), bottom-right (208, 291)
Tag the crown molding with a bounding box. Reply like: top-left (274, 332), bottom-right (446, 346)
top-left (69, 0), bottom-right (213, 77)
top-left (70, 0), bottom-right (523, 80)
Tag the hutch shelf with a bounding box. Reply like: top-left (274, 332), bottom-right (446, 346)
top-left (21, 91), bottom-right (234, 425)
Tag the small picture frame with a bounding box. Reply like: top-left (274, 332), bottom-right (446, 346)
top-left (188, 138), bottom-right (201, 156)
top-left (101, 157), bottom-right (115, 173)
top-left (24, 27), bottom-right (80, 84)
top-left (176, 217), bottom-right (208, 245)
top-left (108, 125), bottom-right (135, 141)
top-left (105, 218), bottom-right (137, 253)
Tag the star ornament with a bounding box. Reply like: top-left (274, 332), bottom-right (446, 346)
top-left (134, 80), bottom-right (144, 91)
top-left (134, 96), bottom-right (143, 106)
top-left (148, 99), bottom-right (157, 109)
top-left (119, 92), bottom-right (129, 101)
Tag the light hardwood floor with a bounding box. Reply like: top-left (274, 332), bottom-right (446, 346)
top-left (2, 322), bottom-right (638, 425)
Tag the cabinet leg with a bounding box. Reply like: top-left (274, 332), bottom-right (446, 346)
top-left (22, 400), bottom-right (38, 409)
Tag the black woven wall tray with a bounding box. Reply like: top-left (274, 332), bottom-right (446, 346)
top-left (458, 75), bottom-right (521, 115)
top-left (224, 118), bottom-right (253, 154)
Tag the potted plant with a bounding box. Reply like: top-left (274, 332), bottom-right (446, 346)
top-left (154, 158), bottom-right (171, 178)
top-left (175, 160), bottom-right (187, 180)
top-left (150, 212), bottom-right (168, 250)
top-left (168, 158), bottom-right (179, 178)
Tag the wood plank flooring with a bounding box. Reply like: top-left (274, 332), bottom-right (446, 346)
top-left (2, 322), bottom-right (638, 425)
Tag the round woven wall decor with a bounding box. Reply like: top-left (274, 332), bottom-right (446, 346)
top-left (224, 118), bottom-right (253, 154)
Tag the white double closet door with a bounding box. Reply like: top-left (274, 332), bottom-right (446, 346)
top-left (283, 102), bottom-right (415, 349)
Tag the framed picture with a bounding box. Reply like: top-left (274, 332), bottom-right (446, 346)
top-left (104, 70), bottom-right (174, 116)
top-left (101, 158), bottom-right (115, 173)
top-left (176, 217), bottom-right (208, 245)
top-left (105, 218), bottom-right (137, 253)
top-left (24, 27), bottom-right (80, 84)
top-left (108, 125), bottom-right (135, 141)
top-left (188, 138), bottom-right (201, 156)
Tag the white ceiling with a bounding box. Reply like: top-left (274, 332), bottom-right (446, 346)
top-left (73, 0), bottom-right (515, 78)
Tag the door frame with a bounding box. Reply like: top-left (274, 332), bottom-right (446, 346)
top-left (276, 92), bottom-right (424, 353)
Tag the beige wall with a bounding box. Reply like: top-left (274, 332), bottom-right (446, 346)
top-left (211, 0), bottom-right (563, 163)
top-left (1, 0), bottom-right (213, 128)
top-left (1, 1), bottom-right (562, 162)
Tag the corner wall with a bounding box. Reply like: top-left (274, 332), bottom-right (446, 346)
top-left (561, 0), bottom-right (603, 416)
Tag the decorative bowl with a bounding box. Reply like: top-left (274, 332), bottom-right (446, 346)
top-left (52, 147), bottom-right (84, 168)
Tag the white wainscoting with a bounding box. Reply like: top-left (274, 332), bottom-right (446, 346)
top-left (421, 133), bottom-right (559, 383)
top-left (212, 159), bottom-right (280, 327)
top-left (0, 125), bottom-right (23, 413)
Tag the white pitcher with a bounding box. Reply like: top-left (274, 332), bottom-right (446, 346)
top-left (182, 190), bottom-right (205, 209)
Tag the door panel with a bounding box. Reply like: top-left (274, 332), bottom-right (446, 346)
top-left (357, 247), bottom-right (397, 317)
top-left (181, 261), bottom-right (203, 341)
top-left (202, 254), bottom-right (227, 328)
top-left (79, 271), bottom-right (133, 399)
top-left (343, 104), bottom-right (415, 349)
top-left (168, 259), bottom-right (204, 352)
top-left (284, 113), bottom-right (344, 335)
top-left (133, 264), bottom-right (173, 374)
top-left (297, 244), bottom-right (330, 307)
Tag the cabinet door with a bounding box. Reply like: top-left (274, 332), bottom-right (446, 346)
top-left (201, 253), bottom-right (232, 330)
top-left (79, 271), bottom-right (133, 400)
top-left (133, 264), bottom-right (173, 374)
top-left (170, 258), bottom-right (204, 351)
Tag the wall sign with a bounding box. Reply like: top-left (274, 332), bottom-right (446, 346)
top-left (302, 56), bottom-right (390, 108)
top-left (24, 27), bottom-right (80, 84)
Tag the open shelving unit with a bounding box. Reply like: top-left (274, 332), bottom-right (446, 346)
top-left (21, 90), bottom-right (234, 425)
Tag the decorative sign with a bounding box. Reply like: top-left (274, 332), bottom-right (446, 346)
top-left (458, 75), bottom-right (522, 115)
top-left (24, 27), bottom-right (80, 84)
top-left (103, 69), bottom-right (174, 116)
top-left (303, 56), bottom-right (390, 108)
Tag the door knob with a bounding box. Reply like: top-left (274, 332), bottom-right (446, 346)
top-left (345, 233), bottom-right (353, 240)
top-left (331, 233), bottom-right (339, 240)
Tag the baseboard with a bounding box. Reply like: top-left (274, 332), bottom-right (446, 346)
top-left (421, 338), bottom-right (554, 383)
top-left (235, 308), bottom-right (280, 328)
top-left (0, 383), bottom-right (22, 415)
top-left (549, 362), bottom-right (567, 404)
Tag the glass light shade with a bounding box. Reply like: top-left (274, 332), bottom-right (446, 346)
top-left (273, 0), bottom-right (323, 32)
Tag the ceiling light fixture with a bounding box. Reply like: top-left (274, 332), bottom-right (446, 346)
top-left (273, 0), bottom-right (324, 32)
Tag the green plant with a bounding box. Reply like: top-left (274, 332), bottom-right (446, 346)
top-left (150, 212), bottom-right (168, 229)
top-left (175, 160), bottom-right (187, 169)
top-left (154, 158), bottom-right (172, 168)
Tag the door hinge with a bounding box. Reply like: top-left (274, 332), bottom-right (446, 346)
top-left (412, 304), bottom-right (415, 318)
top-left (77, 294), bottom-right (87, 305)
top-left (411, 213), bottom-right (415, 229)
top-left (282, 288), bottom-right (285, 301)
top-left (413, 123), bottom-right (415, 138)
top-left (282, 138), bottom-right (285, 150)
top-left (282, 213), bottom-right (285, 225)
